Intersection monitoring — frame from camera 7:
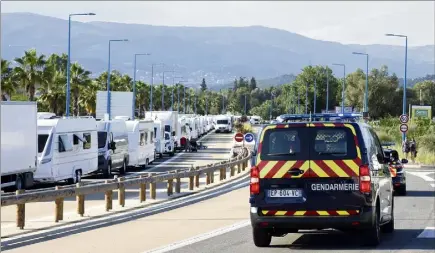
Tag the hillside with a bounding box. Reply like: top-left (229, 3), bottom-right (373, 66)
top-left (1, 12), bottom-right (434, 86)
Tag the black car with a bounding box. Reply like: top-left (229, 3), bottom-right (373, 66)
top-left (383, 147), bottom-right (408, 195)
top-left (249, 115), bottom-right (395, 247)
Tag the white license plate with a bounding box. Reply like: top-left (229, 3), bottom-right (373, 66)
top-left (268, 189), bottom-right (302, 198)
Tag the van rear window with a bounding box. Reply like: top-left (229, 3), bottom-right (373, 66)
top-left (260, 127), bottom-right (357, 161)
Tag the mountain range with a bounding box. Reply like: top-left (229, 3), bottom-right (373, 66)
top-left (1, 12), bottom-right (434, 87)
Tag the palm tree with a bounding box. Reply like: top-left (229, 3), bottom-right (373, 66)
top-left (70, 62), bottom-right (91, 116)
top-left (135, 81), bottom-right (149, 118)
top-left (13, 49), bottom-right (46, 101)
top-left (1, 59), bottom-right (15, 101)
top-left (80, 80), bottom-right (100, 115)
top-left (38, 70), bottom-right (66, 114)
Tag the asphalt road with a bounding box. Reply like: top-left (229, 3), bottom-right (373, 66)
top-left (169, 169), bottom-right (435, 253)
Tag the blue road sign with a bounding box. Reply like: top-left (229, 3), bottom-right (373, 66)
top-left (244, 133), bottom-right (254, 143)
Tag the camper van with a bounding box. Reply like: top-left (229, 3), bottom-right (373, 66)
top-left (250, 115), bottom-right (261, 125)
top-left (154, 119), bottom-right (175, 158)
top-left (176, 116), bottom-right (191, 150)
top-left (214, 115), bottom-right (233, 133)
top-left (187, 116), bottom-right (200, 139)
top-left (97, 120), bottom-right (130, 177)
top-left (125, 119), bottom-right (155, 168)
top-left (36, 117), bottom-right (98, 184)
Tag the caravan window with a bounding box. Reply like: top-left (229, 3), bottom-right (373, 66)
top-left (83, 133), bottom-right (91, 149)
top-left (164, 125), bottom-right (171, 133)
top-left (73, 134), bottom-right (80, 145)
top-left (140, 132), bottom-right (145, 146)
top-left (144, 132), bottom-right (148, 144)
top-left (150, 131), bottom-right (154, 142)
top-left (154, 127), bottom-right (157, 138)
top-left (59, 134), bottom-right (73, 153)
top-left (38, 134), bottom-right (50, 154)
top-left (98, 132), bottom-right (107, 149)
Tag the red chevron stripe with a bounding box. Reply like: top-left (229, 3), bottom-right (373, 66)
top-left (267, 210), bottom-right (277, 216)
top-left (285, 210), bottom-right (296, 216)
top-left (333, 160), bottom-right (358, 177)
top-left (313, 160), bottom-right (338, 177)
top-left (304, 211), bottom-right (319, 216)
top-left (347, 210), bottom-right (359, 215)
top-left (257, 160), bottom-right (269, 170)
top-left (264, 160), bottom-right (287, 178)
top-left (328, 210), bottom-right (339, 216)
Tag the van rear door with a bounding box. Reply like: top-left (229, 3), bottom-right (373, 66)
top-left (255, 123), bottom-right (365, 217)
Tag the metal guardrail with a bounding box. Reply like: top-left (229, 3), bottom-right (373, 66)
top-left (2, 147), bottom-right (251, 229)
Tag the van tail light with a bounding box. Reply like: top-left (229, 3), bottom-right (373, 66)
top-left (250, 166), bottom-right (260, 195)
top-left (359, 165), bottom-right (371, 193)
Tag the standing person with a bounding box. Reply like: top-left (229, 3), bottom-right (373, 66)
top-left (410, 138), bottom-right (417, 163)
top-left (402, 138), bottom-right (410, 159)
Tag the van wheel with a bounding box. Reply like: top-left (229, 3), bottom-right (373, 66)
top-left (159, 153), bottom-right (163, 159)
top-left (253, 228), bottom-right (271, 247)
top-left (119, 160), bottom-right (127, 175)
top-left (103, 162), bottom-right (112, 178)
top-left (15, 175), bottom-right (24, 190)
top-left (363, 206), bottom-right (381, 246)
top-left (169, 152), bottom-right (175, 157)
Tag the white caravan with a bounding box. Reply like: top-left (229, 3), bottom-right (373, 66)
top-left (176, 116), bottom-right (191, 150)
top-left (146, 111), bottom-right (178, 153)
top-left (214, 115), bottom-right (233, 133)
top-left (187, 116), bottom-right (200, 139)
top-left (1, 102), bottom-right (38, 189)
top-left (153, 119), bottom-right (174, 158)
top-left (125, 119), bottom-right (156, 167)
top-left (36, 117), bottom-right (98, 184)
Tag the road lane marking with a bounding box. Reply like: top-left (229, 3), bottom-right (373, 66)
top-left (417, 227), bottom-right (435, 238)
top-left (406, 171), bottom-right (435, 182)
top-left (143, 220), bottom-right (250, 253)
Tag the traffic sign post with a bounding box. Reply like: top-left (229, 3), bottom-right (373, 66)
top-left (235, 133), bottom-right (244, 143)
top-left (399, 114), bottom-right (409, 124)
top-left (400, 124), bottom-right (408, 133)
top-left (244, 133), bottom-right (254, 143)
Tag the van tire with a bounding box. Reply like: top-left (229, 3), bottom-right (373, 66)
top-left (119, 160), bottom-right (127, 175)
top-left (103, 162), bottom-right (112, 178)
top-left (159, 153), bottom-right (163, 159)
top-left (363, 205), bottom-right (381, 246)
top-left (253, 228), bottom-right (271, 247)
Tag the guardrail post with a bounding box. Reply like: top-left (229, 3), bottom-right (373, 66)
top-left (150, 173), bottom-right (156, 200)
top-left (76, 183), bottom-right (85, 217)
top-left (230, 164), bottom-right (235, 177)
top-left (55, 186), bottom-right (64, 222)
top-left (195, 169), bottom-right (200, 188)
top-left (118, 177), bottom-right (125, 207)
top-left (211, 170), bottom-right (215, 184)
top-left (189, 174), bottom-right (194, 190)
top-left (206, 171), bottom-right (211, 185)
top-left (105, 180), bottom-right (113, 211)
top-left (16, 190), bottom-right (25, 229)
top-left (175, 170), bottom-right (181, 194)
top-left (219, 168), bottom-right (224, 181)
top-left (237, 162), bottom-right (241, 174)
top-left (167, 174), bottom-right (173, 196)
top-left (139, 175), bottom-right (147, 203)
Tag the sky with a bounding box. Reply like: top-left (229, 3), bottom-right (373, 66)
top-left (1, 1), bottom-right (434, 47)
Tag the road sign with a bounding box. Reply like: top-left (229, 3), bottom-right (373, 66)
top-left (399, 114), bottom-right (409, 124)
top-left (400, 124), bottom-right (408, 133)
top-left (244, 133), bottom-right (254, 143)
top-left (235, 133), bottom-right (244, 142)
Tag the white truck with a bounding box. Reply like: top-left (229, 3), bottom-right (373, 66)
top-left (1, 101), bottom-right (38, 189)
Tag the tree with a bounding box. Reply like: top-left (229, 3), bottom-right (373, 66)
top-left (13, 49), bottom-right (46, 101)
top-left (70, 62), bottom-right (92, 116)
top-left (413, 80), bottom-right (435, 109)
top-left (1, 59), bottom-right (15, 101)
top-left (250, 77), bottom-right (257, 90)
top-left (200, 78), bottom-right (207, 92)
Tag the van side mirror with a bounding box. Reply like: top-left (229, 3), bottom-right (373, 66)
top-left (251, 150), bottom-right (257, 157)
top-left (172, 131), bottom-right (176, 136)
top-left (110, 142), bottom-right (116, 150)
top-left (401, 158), bottom-right (408, 164)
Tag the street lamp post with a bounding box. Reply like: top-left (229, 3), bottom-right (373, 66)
top-left (325, 68), bottom-right (329, 112)
top-left (332, 63), bottom-right (346, 114)
top-left (107, 39), bottom-right (128, 120)
top-left (305, 81), bottom-right (308, 114)
top-left (66, 12), bottom-right (95, 117)
top-left (150, 63), bottom-right (164, 115)
top-left (352, 52), bottom-right (369, 113)
top-left (386, 33), bottom-right (408, 141)
top-left (314, 77), bottom-right (317, 114)
top-left (132, 53), bottom-right (150, 119)
top-left (162, 70), bottom-right (175, 111)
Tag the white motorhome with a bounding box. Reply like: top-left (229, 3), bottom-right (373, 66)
top-left (250, 115), bottom-right (261, 125)
top-left (97, 120), bottom-right (130, 177)
top-left (1, 102), bottom-right (38, 190)
top-left (187, 116), bottom-right (200, 139)
top-left (36, 117), bottom-right (98, 184)
top-left (125, 118), bottom-right (155, 168)
top-left (37, 112), bottom-right (56, 119)
top-left (214, 115), bottom-right (233, 133)
top-left (153, 119), bottom-right (174, 158)
top-left (146, 111), bottom-right (178, 153)
top-left (176, 116), bottom-right (191, 150)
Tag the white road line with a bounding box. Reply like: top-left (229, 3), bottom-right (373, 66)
top-left (417, 227), bottom-right (435, 238)
top-left (406, 171), bottom-right (435, 182)
top-left (142, 220), bottom-right (251, 253)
